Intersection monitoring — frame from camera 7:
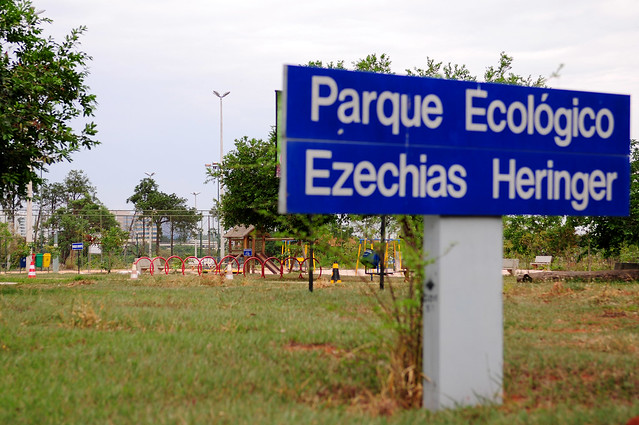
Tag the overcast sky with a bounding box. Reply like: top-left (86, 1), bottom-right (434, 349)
top-left (38, 0), bottom-right (639, 212)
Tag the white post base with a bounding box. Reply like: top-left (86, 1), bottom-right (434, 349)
top-left (423, 216), bottom-right (503, 411)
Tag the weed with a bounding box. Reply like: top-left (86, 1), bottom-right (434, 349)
top-left (69, 298), bottom-right (102, 329)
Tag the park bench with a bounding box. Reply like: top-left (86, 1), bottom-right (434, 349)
top-left (502, 258), bottom-right (519, 275)
top-left (530, 255), bottom-right (552, 270)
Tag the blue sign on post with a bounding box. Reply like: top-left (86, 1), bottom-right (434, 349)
top-left (279, 65), bottom-right (631, 216)
top-left (71, 242), bottom-right (83, 251)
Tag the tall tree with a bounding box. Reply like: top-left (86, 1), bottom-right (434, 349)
top-left (43, 171), bottom-right (122, 263)
top-left (127, 178), bottom-right (199, 255)
top-left (209, 134), bottom-right (279, 233)
top-left (47, 196), bottom-right (121, 262)
top-left (62, 170), bottom-right (96, 202)
top-left (0, 0), bottom-right (98, 203)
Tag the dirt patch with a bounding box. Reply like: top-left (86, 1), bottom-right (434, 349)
top-left (602, 310), bottom-right (628, 318)
top-left (284, 341), bottom-right (343, 357)
top-left (518, 269), bottom-right (639, 283)
top-left (66, 279), bottom-right (96, 287)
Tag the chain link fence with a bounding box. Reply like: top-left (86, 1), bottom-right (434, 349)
top-left (1, 209), bottom-right (221, 271)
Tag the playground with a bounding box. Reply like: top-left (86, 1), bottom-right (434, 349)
top-left (128, 237), bottom-right (406, 283)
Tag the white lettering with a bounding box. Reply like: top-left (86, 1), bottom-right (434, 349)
top-left (466, 90), bottom-right (617, 146)
top-left (354, 161), bottom-right (377, 197)
top-left (377, 91), bottom-right (400, 135)
top-left (447, 165), bottom-right (468, 198)
top-left (336, 88), bottom-right (360, 124)
top-left (422, 94), bottom-right (443, 129)
top-left (465, 88), bottom-right (488, 132)
top-left (377, 162), bottom-right (399, 197)
top-left (399, 153), bottom-right (419, 197)
top-left (304, 149), bottom-right (468, 200)
top-left (305, 150), bottom-right (331, 195)
top-left (332, 162), bottom-right (353, 196)
top-left (401, 95), bottom-right (421, 128)
top-left (492, 158), bottom-right (617, 211)
top-left (311, 76), bottom-right (338, 122)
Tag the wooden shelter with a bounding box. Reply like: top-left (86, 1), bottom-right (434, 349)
top-left (224, 225), bottom-right (269, 256)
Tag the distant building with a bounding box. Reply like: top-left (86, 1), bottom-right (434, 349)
top-left (110, 210), bottom-right (157, 244)
top-left (0, 210), bottom-right (28, 238)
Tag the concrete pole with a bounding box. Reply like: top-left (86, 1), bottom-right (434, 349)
top-left (422, 216), bottom-right (503, 410)
top-left (213, 91), bottom-right (229, 260)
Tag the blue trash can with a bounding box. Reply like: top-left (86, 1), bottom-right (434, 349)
top-left (20, 256), bottom-right (27, 270)
top-left (360, 249), bottom-right (380, 268)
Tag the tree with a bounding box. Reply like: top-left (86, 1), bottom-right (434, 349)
top-left (585, 139), bottom-right (639, 257)
top-left (47, 196), bottom-right (121, 263)
top-left (209, 134), bottom-right (279, 233)
top-left (61, 170), bottom-right (96, 203)
top-left (42, 171), bottom-right (121, 264)
top-left (207, 131), bottom-right (338, 240)
top-left (503, 215), bottom-right (581, 264)
top-left (352, 53), bottom-right (393, 74)
top-left (100, 226), bottom-right (128, 273)
top-left (0, 0), bottom-right (98, 203)
top-left (127, 177), bottom-right (200, 256)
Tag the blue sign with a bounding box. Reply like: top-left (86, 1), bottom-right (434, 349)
top-left (280, 65), bottom-right (631, 216)
top-left (71, 242), bottom-right (83, 251)
top-left (243, 249), bottom-right (253, 257)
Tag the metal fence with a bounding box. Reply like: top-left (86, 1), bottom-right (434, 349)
top-left (1, 209), bottom-right (221, 267)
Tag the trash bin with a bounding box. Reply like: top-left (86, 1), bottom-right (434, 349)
top-left (360, 249), bottom-right (380, 268)
top-left (43, 253), bottom-right (51, 269)
top-left (35, 253), bottom-right (43, 268)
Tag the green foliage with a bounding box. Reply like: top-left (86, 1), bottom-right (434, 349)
top-left (47, 195), bottom-right (120, 262)
top-left (209, 134), bottom-right (279, 232)
top-left (407, 52), bottom-right (547, 87)
top-left (60, 169), bottom-right (96, 202)
top-left (483, 52), bottom-right (547, 87)
top-left (0, 221), bottom-right (28, 268)
top-left (0, 0), bottom-right (98, 202)
top-left (41, 170), bottom-right (122, 264)
top-left (407, 58), bottom-right (476, 81)
top-left (503, 215), bottom-right (582, 263)
top-left (586, 139), bottom-right (639, 257)
top-left (352, 53), bottom-right (393, 74)
top-left (306, 59), bottom-right (345, 69)
top-left (100, 226), bottom-right (128, 272)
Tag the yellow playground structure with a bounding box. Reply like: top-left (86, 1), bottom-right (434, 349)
top-left (356, 238), bottom-right (402, 274)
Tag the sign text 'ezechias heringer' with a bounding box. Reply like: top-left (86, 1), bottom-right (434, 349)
top-left (279, 65), bottom-right (631, 216)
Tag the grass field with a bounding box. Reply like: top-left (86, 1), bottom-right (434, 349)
top-left (0, 273), bottom-right (638, 424)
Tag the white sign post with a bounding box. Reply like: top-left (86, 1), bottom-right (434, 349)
top-left (423, 216), bottom-right (503, 410)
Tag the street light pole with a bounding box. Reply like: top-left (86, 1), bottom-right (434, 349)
top-left (144, 172), bottom-right (154, 257)
top-left (213, 91), bottom-right (230, 167)
top-left (192, 191), bottom-right (200, 258)
top-left (206, 162), bottom-right (222, 260)
top-left (213, 91), bottom-right (229, 260)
